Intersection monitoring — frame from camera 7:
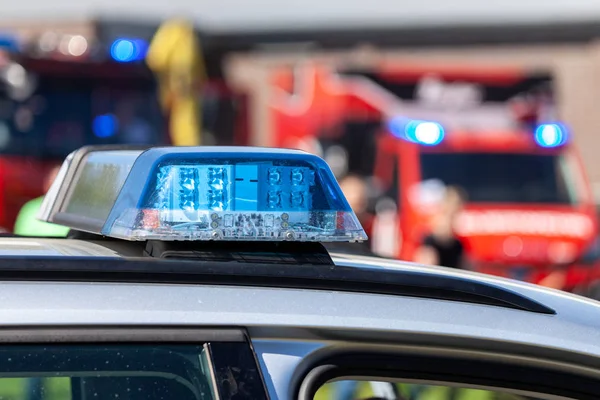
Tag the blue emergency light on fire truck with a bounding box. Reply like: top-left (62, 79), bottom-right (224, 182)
top-left (387, 117), bottom-right (569, 148)
top-left (38, 146), bottom-right (368, 242)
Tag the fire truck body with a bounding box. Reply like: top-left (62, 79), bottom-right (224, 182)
top-left (374, 122), bottom-right (597, 287)
top-left (267, 63), bottom-right (600, 289)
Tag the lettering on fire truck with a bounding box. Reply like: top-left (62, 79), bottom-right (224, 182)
top-left (455, 210), bottom-right (594, 239)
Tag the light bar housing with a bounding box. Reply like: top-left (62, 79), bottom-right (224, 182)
top-left (39, 146), bottom-right (367, 243)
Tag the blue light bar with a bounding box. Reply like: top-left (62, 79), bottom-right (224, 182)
top-left (388, 117), bottom-right (445, 146)
top-left (110, 38), bottom-right (148, 63)
top-left (534, 123), bottom-right (568, 148)
top-left (40, 147), bottom-right (367, 242)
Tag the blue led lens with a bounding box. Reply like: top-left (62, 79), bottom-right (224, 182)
top-left (267, 190), bottom-right (281, 209)
top-left (291, 191), bottom-right (304, 208)
top-left (291, 168), bottom-right (305, 185)
top-left (92, 114), bottom-right (119, 138)
top-left (388, 117), bottom-right (445, 146)
top-left (268, 168), bottom-right (281, 185)
top-left (110, 38), bottom-right (148, 63)
top-left (101, 147), bottom-right (367, 242)
top-left (178, 168), bottom-right (199, 211)
top-left (534, 123), bottom-right (568, 148)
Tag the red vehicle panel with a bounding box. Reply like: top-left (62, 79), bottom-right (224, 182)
top-left (267, 62), bottom-right (600, 290)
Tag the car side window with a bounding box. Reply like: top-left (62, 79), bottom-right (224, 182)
top-left (0, 341), bottom-right (268, 400)
top-left (299, 351), bottom-right (598, 400)
top-left (316, 380), bottom-right (545, 400)
top-left (0, 344), bottom-right (215, 400)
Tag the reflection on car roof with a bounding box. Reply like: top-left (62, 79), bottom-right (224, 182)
top-left (0, 238), bottom-right (121, 257)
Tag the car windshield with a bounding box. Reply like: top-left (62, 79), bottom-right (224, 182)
top-left (0, 69), bottom-right (166, 159)
top-left (420, 152), bottom-right (577, 204)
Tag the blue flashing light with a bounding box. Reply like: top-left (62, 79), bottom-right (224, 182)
top-left (92, 114), bottom-right (118, 138)
top-left (110, 38), bottom-right (148, 63)
top-left (406, 120), bottom-right (445, 146)
top-left (0, 35), bottom-right (18, 52)
top-left (388, 117), bottom-right (445, 146)
top-left (0, 33), bottom-right (19, 52)
top-left (43, 147), bottom-right (367, 243)
top-left (534, 123), bottom-right (568, 148)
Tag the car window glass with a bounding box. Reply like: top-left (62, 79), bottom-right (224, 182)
top-left (315, 380), bottom-right (561, 400)
top-left (0, 344), bottom-right (217, 400)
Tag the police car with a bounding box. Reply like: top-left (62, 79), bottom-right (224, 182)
top-left (0, 145), bottom-right (597, 400)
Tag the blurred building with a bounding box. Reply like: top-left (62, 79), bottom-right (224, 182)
top-left (4, 18), bottom-right (600, 202)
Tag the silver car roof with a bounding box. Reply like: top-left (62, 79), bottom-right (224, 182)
top-left (0, 238), bottom-right (122, 257)
top-left (0, 237), bottom-right (599, 359)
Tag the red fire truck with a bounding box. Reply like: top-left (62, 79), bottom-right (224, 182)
top-left (0, 29), bottom-right (173, 231)
top-left (266, 62), bottom-right (600, 292)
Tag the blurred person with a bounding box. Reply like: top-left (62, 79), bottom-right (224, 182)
top-left (412, 184), bottom-right (567, 290)
top-left (538, 267), bottom-right (567, 290)
top-left (370, 197), bottom-right (400, 259)
top-left (325, 174), bottom-right (375, 257)
top-left (414, 185), bottom-right (467, 269)
top-left (339, 174), bottom-right (374, 236)
top-left (14, 165), bottom-right (69, 237)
